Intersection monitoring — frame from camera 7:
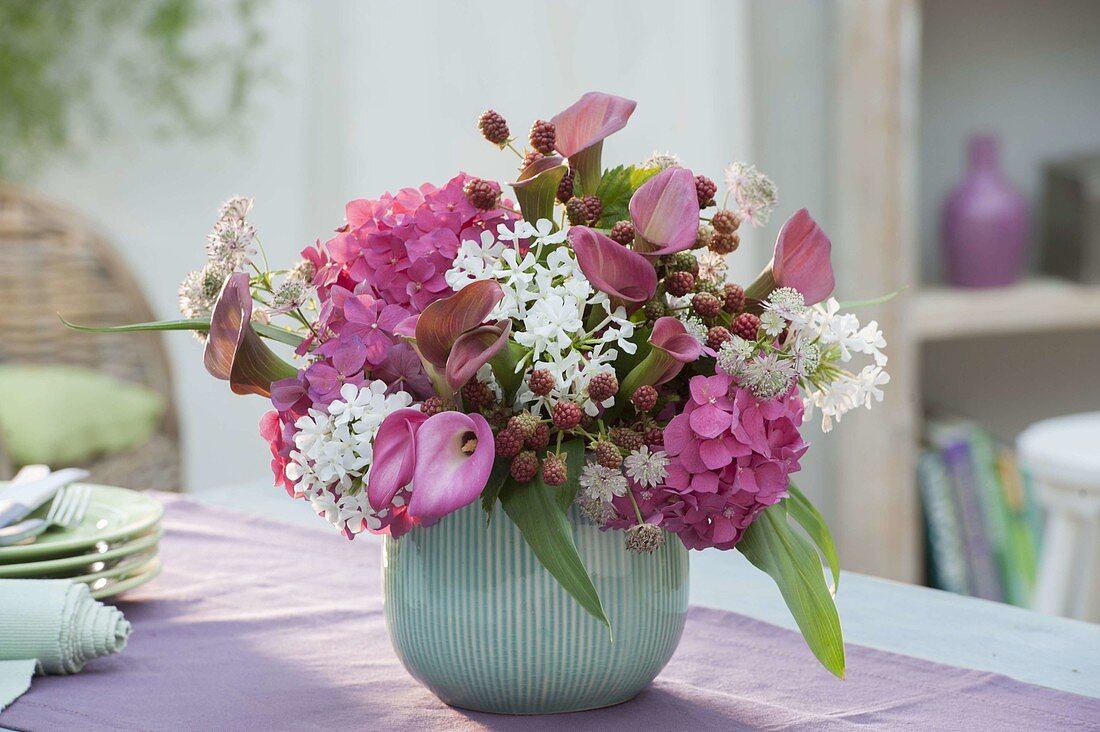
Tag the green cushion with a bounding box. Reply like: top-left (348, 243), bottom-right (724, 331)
top-left (0, 365), bottom-right (166, 467)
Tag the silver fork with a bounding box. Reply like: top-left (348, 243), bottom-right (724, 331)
top-left (0, 484), bottom-right (93, 546)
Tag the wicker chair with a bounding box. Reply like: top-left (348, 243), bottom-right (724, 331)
top-left (0, 183), bottom-right (182, 491)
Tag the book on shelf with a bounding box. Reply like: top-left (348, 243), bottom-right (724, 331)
top-left (920, 418), bottom-right (1041, 607)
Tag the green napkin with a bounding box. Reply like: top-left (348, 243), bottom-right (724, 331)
top-left (0, 579), bottom-right (130, 711)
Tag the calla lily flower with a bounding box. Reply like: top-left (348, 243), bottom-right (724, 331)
top-left (415, 280), bottom-right (503, 369)
top-left (629, 167), bottom-right (700, 256)
top-left (551, 91), bottom-right (637, 195)
top-left (204, 273), bottom-right (298, 397)
top-left (620, 317), bottom-right (703, 398)
top-left (368, 409), bottom-right (495, 523)
top-left (510, 155), bottom-right (567, 224)
top-left (570, 226), bottom-right (656, 314)
top-left (745, 208), bottom-right (835, 305)
top-left (445, 320), bottom-right (512, 390)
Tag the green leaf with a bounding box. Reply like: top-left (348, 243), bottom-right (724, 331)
top-left (59, 315), bottom-right (305, 347)
top-left (500, 440), bottom-right (610, 632)
top-left (550, 439), bottom-right (586, 514)
top-left (594, 165), bottom-right (660, 228)
top-left (737, 503), bottom-right (846, 678)
top-left (479, 459), bottom-right (512, 524)
top-left (787, 482), bottom-right (840, 594)
top-left (488, 340), bottom-right (528, 405)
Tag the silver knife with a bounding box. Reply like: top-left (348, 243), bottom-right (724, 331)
top-left (0, 467), bottom-right (90, 528)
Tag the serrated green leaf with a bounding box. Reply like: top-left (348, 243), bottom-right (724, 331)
top-left (737, 503), bottom-right (846, 678)
top-left (500, 441), bottom-right (610, 632)
top-left (787, 482), bottom-right (840, 594)
top-left (479, 459), bottom-right (512, 524)
top-left (59, 315), bottom-right (305, 347)
top-left (594, 164), bottom-right (660, 228)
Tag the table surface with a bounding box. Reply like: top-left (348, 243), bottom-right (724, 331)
top-left (192, 480), bottom-right (1100, 700)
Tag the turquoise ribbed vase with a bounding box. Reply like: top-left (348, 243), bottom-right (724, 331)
top-left (382, 503), bottom-right (689, 714)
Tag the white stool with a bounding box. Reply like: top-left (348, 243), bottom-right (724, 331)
top-left (1017, 412), bottom-right (1100, 619)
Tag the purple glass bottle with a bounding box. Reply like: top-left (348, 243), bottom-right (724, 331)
top-left (942, 134), bottom-right (1029, 287)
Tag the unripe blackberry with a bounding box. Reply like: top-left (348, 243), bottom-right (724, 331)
top-left (609, 427), bottom-right (644, 452)
top-left (695, 278), bottom-right (721, 296)
top-left (731, 312), bottom-right (761, 340)
top-left (594, 440), bottom-right (622, 469)
top-left (695, 224), bottom-right (715, 251)
top-left (461, 380), bottom-right (495, 410)
top-left (485, 404), bottom-right (511, 429)
top-left (692, 292), bottom-right (721, 319)
top-left (644, 427), bottom-right (664, 449)
top-left (508, 412), bottom-right (540, 439)
top-left (609, 220), bottom-right (635, 246)
top-left (528, 119), bottom-right (556, 155)
top-left (477, 109), bottom-right (510, 145)
top-left (551, 400), bottom-right (583, 430)
top-left (586, 372), bottom-right (619, 403)
top-left (643, 299), bottom-right (667, 322)
top-left (712, 209), bottom-right (741, 235)
top-left (510, 451), bottom-right (539, 483)
top-left (666, 251), bottom-right (699, 276)
top-left (665, 271), bottom-right (695, 297)
top-left (525, 422), bottom-right (551, 451)
top-left (565, 197), bottom-right (587, 226)
top-left (421, 395), bottom-right (455, 417)
top-left (625, 524), bottom-right (666, 554)
top-left (707, 325), bottom-right (733, 351)
top-left (722, 283), bottom-right (746, 314)
top-left (581, 196), bottom-right (602, 224)
top-left (556, 169), bottom-right (575, 204)
top-left (710, 231), bottom-right (740, 255)
top-left (630, 385), bottom-right (658, 412)
top-left (463, 178), bottom-right (501, 210)
top-left (542, 453), bottom-right (568, 486)
top-left (521, 150), bottom-right (545, 169)
top-left (695, 175), bottom-right (717, 208)
top-left (495, 426), bottom-right (524, 458)
top-left (527, 368), bottom-right (555, 397)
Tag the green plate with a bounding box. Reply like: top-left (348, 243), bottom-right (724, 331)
top-left (89, 557), bottom-right (161, 600)
top-left (0, 483), bottom-right (162, 563)
top-left (67, 547), bottom-right (159, 584)
top-left (0, 527), bottom-right (163, 577)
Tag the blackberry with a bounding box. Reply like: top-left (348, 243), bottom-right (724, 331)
top-left (712, 209), bottom-right (741, 235)
top-left (707, 325), bottom-right (733, 351)
top-left (609, 220), bottom-right (635, 246)
top-left (565, 197), bottom-right (587, 226)
top-left (667, 251), bottom-right (699, 276)
top-left (644, 427), bottom-right (664, 449)
top-left (461, 380), bottom-right (495, 410)
top-left (527, 369), bottom-right (555, 397)
top-left (692, 292), bottom-right (721, 319)
top-left (586, 372), bottom-right (619, 403)
top-left (694, 175), bottom-right (717, 208)
top-left (421, 395), bottom-right (454, 417)
top-left (556, 168), bottom-right (575, 204)
top-left (528, 119), bottom-right (556, 155)
top-left (581, 196), bottom-right (602, 225)
top-left (542, 453), bottom-right (568, 486)
top-left (731, 312), bottom-right (761, 341)
top-left (477, 109), bottom-right (509, 145)
top-left (609, 427), bottom-right (644, 452)
top-left (551, 400), bottom-right (583, 430)
top-left (695, 224), bottom-right (715, 251)
top-left (508, 412), bottom-right (540, 439)
top-left (495, 426), bottom-right (524, 458)
top-left (463, 178), bottom-right (501, 210)
top-left (643, 299), bottom-right (667, 323)
top-left (710, 231), bottom-right (739, 255)
top-left (722, 283), bottom-right (746, 314)
top-left (525, 422), bottom-right (551, 451)
top-left (595, 440), bottom-right (623, 469)
top-left (510, 451), bottom-right (539, 483)
top-left (630, 385), bottom-right (658, 412)
top-left (521, 150), bottom-right (544, 169)
top-left (665, 271), bottom-right (695, 298)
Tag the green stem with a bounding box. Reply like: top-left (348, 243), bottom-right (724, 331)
top-left (626, 487), bottom-right (645, 525)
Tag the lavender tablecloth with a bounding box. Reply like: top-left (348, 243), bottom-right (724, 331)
top-left (2, 495), bottom-right (1098, 731)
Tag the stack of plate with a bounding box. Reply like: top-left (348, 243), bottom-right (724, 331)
top-left (0, 483), bottom-right (164, 599)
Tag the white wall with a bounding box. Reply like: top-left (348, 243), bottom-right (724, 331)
top-left (24, 0), bottom-right (767, 491)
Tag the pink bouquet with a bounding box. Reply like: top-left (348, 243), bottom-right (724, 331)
top-left (74, 92), bottom-right (889, 677)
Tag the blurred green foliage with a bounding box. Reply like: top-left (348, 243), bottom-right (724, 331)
top-left (0, 0), bottom-right (268, 178)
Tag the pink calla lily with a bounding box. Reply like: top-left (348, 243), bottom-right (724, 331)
top-left (570, 226), bottom-right (657, 314)
top-left (445, 320), bottom-right (512, 390)
top-left (510, 155), bottom-right (568, 224)
top-left (551, 91), bottom-right (637, 195)
top-left (368, 409), bottom-right (495, 523)
top-left (629, 167), bottom-right (700, 256)
top-left (204, 273), bottom-right (298, 397)
top-left (745, 208), bottom-right (835, 305)
top-left (414, 280), bottom-right (503, 368)
top-left (620, 316), bottom-right (703, 398)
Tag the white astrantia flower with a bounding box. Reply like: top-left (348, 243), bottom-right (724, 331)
top-left (693, 250), bottom-right (728, 283)
top-left (285, 381), bottom-right (413, 535)
top-left (759, 310), bottom-right (786, 338)
top-left (579, 462), bottom-right (629, 503)
top-left (723, 161), bottom-right (778, 227)
top-left (217, 195), bottom-right (254, 223)
top-left (763, 286), bottom-right (808, 322)
top-left (623, 446), bottom-right (670, 488)
top-left (680, 315), bottom-right (708, 345)
top-left (206, 218), bottom-right (256, 268)
top-left (741, 352), bottom-right (796, 400)
top-left (643, 150), bottom-right (682, 170)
